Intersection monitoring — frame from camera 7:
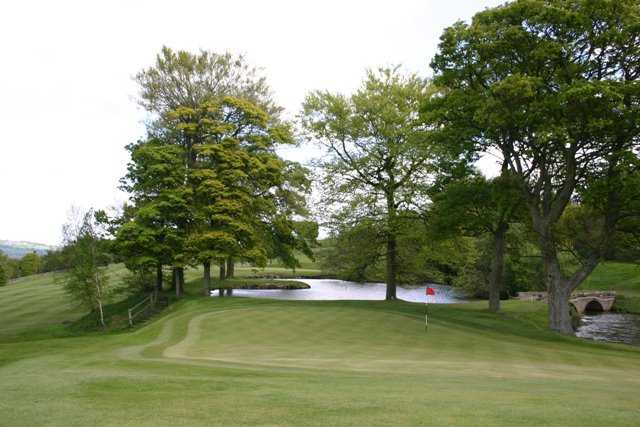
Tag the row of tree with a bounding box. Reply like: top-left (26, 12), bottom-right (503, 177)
top-left (306, 0), bottom-right (640, 334)
top-left (53, 0), bottom-right (639, 335)
top-left (0, 251), bottom-right (45, 284)
top-left (103, 48), bottom-right (317, 298)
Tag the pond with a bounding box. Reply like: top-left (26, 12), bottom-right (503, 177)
top-left (575, 313), bottom-right (640, 346)
top-left (217, 279), bottom-right (463, 304)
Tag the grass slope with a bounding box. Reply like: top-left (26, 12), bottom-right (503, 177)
top-left (0, 263), bottom-right (639, 425)
top-left (581, 261), bottom-right (640, 312)
top-left (0, 264), bottom-right (132, 340)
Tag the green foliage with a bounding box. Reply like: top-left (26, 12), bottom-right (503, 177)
top-left (0, 256), bottom-right (19, 280)
top-left (320, 220), bottom-right (385, 282)
top-left (40, 247), bottom-right (74, 272)
top-left (0, 250), bottom-right (9, 285)
top-left (135, 46), bottom-right (278, 116)
top-left (121, 268), bottom-right (156, 295)
top-left (18, 252), bottom-right (40, 276)
top-left (115, 46), bottom-right (317, 293)
top-left (428, 0), bottom-right (640, 331)
top-left (60, 210), bottom-right (112, 328)
top-left (302, 67), bottom-right (436, 214)
top-left (116, 139), bottom-right (190, 273)
top-left (115, 95), bottom-right (315, 287)
top-left (0, 262), bottom-right (6, 286)
top-left (429, 173), bottom-right (525, 239)
top-left (303, 67), bottom-right (441, 298)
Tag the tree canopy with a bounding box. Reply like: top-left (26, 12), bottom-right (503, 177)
top-left (428, 0), bottom-right (640, 332)
top-left (302, 67), bottom-right (439, 299)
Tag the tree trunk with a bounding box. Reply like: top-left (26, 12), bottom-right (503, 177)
top-left (547, 272), bottom-right (573, 334)
top-left (539, 234), bottom-right (573, 334)
top-left (226, 257), bottom-right (235, 279)
top-left (156, 264), bottom-right (163, 294)
top-left (97, 300), bottom-right (105, 329)
top-left (175, 267), bottom-right (184, 298)
top-left (203, 260), bottom-right (211, 296)
top-left (219, 260), bottom-right (226, 281)
top-left (385, 190), bottom-right (398, 300)
top-left (385, 235), bottom-right (398, 300)
top-left (488, 223), bottom-right (507, 312)
top-left (171, 268), bottom-right (177, 291)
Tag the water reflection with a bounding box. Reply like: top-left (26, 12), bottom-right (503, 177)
top-left (212, 279), bottom-right (462, 304)
top-left (576, 313), bottom-right (640, 346)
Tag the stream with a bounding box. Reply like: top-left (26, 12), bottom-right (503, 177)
top-left (575, 312), bottom-right (640, 346)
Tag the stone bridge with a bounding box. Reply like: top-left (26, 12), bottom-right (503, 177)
top-left (517, 291), bottom-right (616, 315)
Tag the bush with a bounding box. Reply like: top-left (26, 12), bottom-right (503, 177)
top-left (0, 263), bottom-right (7, 286)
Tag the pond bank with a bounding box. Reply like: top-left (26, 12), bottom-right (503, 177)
top-left (212, 279), bottom-right (310, 290)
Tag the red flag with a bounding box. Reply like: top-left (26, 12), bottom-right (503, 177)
top-left (426, 287), bottom-right (435, 296)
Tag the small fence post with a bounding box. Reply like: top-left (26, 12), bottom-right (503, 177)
top-left (128, 308), bottom-right (133, 327)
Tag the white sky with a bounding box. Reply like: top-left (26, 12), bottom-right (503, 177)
top-left (0, 0), bottom-right (506, 245)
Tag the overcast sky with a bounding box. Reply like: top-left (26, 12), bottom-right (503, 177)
top-left (0, 0), bottom-right (506, 245)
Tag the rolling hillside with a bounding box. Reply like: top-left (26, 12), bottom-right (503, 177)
top-left (0, 239), bottom-right (57, 259)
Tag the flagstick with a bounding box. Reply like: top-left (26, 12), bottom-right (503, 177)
top-left (425, 294), bottom-right (428, 332)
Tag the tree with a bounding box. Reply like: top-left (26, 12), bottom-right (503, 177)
top-left (40, 247), bottom-right (73, 273)
top-left (167, 97), bottom-right (315, 293)
top-left (116, 140), bottom-right (191, 297)
top-left (117, 97), bottom-right (316, 297)
top-left (0, 252), bottom-right (7, 286)
top-left (130, 46), bottom-right (281, 296)
top-left (122, 47), bottom-right (315, 297)
top-left (320, 219), bottom-right (386, 283)
top-left (429, 172), bottom-right (525, 311)
top-left (60, 209), bottom-right (111, 328)
top-left (19, 252), bottom-right (40, 276)
top-left (428, 0), bottom-right (640, 333)
top-left (302, 67), bottom-right (438, 300)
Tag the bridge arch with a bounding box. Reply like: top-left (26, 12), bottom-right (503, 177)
top-left (584, 299), bottom-right (604, 313)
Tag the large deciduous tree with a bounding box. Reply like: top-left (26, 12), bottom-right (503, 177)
top-left (166, 97), bottom-right (306, 294)
top-left (302, 67), bottom-right (437, 299)
top-left (428, 0), bottom-right (640, 333)
top-left (115, 140), bottom-right (190, 296)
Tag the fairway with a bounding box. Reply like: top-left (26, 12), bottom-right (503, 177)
top-left (2, 294), bottom-right (640, 426)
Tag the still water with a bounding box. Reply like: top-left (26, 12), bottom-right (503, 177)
top-left (217, 279), bottom-right (463, 304)
top-left (576, 313), bottom-right (640, 346)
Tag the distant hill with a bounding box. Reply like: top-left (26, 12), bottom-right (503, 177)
top-left (0, 240), bottom-right (58, 259)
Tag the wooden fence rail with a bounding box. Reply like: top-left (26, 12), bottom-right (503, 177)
top-left (127, 293), bottom-right (155, 327)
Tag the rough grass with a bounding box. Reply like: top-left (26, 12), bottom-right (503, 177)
top-left (1, 262), bottom-right (639, 425)
top-left (0, 264), bottom-right (131, 341)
